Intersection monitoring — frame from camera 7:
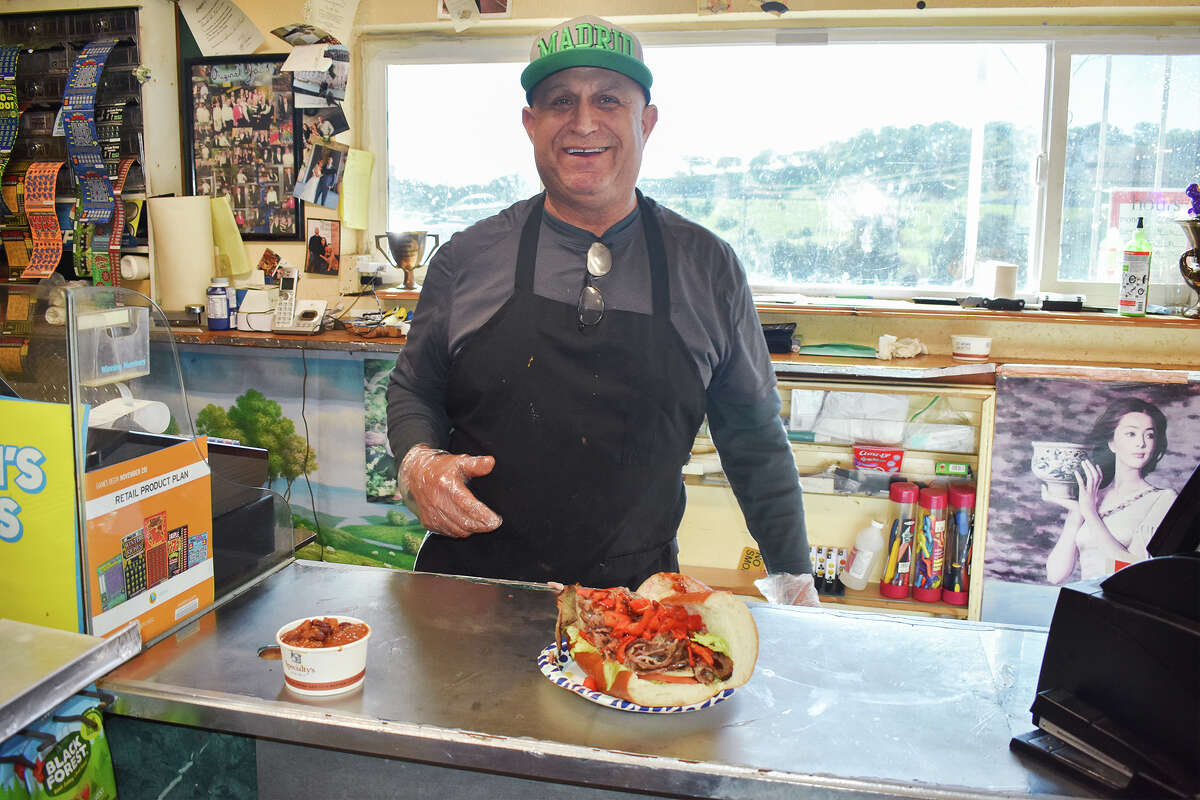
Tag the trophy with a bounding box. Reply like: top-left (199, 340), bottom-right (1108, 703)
top-left (1180, 217), bottom-right (1200, 318)
top-left (374, 231), bottom-right (441, 290)
top-left (1179, 184), bottom-right (1200, 318)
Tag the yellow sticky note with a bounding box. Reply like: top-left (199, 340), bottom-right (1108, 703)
top-left (340, 148), bottom-right (375, 230)
top-left (210, 195), bottom-right (250, 276)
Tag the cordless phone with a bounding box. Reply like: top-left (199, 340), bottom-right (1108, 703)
top-left (271, 266), bottom-right (327, 334)
top-left (274, 267), bottom-right (298, 328)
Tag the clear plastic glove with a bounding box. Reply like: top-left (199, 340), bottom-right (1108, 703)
top-left (755, 572), bottom-right (821, 608)
top-left (399, 444), bottom-right (502, 538)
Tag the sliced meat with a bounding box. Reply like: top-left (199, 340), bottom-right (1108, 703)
top-left (694, 650), bottom-right (734, 684)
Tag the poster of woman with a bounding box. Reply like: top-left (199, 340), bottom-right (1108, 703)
top-left (984, 376), bottom-right (1200, 590)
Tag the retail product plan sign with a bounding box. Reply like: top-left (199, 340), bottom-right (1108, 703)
top-left (0, 397), bottom-right (85, 632)
top-left (84, 436), bottom-right (214, 640)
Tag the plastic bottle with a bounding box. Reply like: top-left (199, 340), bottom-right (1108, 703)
top-left (206, 277), bottom-right (234, 331)
top-left (880, 482), bottom-right (919, 599)
top-left (1118, 216), bottom-right (1152, 317)
top-left (912, 486), bottom-right (949, 603)
top-left (841, 520), bottom-right (885, 591)
top-left (942, 483), bottom-right (976, 606)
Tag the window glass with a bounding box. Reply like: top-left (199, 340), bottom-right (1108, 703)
top-left (643, 42), bottom-right (1046, 293)
top-left (1057, 54), bottom-right (1200, 291)
top-left (385, 42), bottom-right (1046, 294)
top-left (385, 61), bottom-right (536, 243)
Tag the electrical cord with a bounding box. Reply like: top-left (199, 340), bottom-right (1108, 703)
top-left (298, 347), bottom-right (321, 547)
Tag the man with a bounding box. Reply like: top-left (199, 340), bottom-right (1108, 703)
top-left (388, 16), bottom-right (816, 603)
top-left (307, 227), bottom-right (325, 274)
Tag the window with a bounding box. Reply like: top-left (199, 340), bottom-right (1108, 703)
top-left (1051, 52), bottom-right (1200, 304)
top-left (363, 29), bottom-right (1200, 305)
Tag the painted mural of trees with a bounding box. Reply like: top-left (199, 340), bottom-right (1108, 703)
top-left (195, 388), bottom-right (317, 499)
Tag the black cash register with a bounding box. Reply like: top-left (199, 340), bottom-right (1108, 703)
top-left (1011, 463), bottom-right (1200, 798)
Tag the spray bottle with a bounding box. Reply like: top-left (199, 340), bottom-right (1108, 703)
top-left (1119, 217), bottom-right (1153, 317)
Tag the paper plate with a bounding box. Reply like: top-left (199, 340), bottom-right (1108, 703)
top-left (537, 642), bottom-right (734, 714)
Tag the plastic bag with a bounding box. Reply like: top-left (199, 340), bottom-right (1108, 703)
top-left (0, 687), bottom-right (118, 800)
top-left (811, 391), bottom-right (909, 445)
top-left (904, 395), bottom-right (977, 453)
top-left (754, 572), bottom-right (821, 607)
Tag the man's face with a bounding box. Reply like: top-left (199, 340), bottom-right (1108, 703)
top-left (522, 67), bottom-right (657, 218)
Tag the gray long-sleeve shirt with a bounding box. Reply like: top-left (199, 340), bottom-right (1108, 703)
top-left (387, 195), bottom-right (811, 576)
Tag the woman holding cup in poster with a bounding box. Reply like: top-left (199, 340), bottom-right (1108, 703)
top-left (1042, 397), bottom-right (1176, 584)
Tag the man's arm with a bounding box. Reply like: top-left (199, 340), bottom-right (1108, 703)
top-left (706, 388), bottom-right (812, 576)
top-left (385, 242), bottom-right (503, 538)
top-left (385, 247), bottom-right (454, 464)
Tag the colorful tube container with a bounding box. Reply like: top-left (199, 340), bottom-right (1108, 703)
top-left (912, 486), bottom-right (948, 603)
top-left (879, 481), bottom-right (920, 599)
top-left (942, 483), bottom-right (976, 606)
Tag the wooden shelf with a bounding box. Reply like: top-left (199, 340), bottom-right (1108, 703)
top-left (823, 583), bottom-right (969, 619)
top-left (754, 297), bottom-right (1200, 330)
top-left (678, 566), bottom-right (969, 619)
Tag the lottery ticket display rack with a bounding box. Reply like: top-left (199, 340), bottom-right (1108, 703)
top-left (0, 7), bottom-right (147, 287)
top-left (0, 283), bottom-right (294, 647)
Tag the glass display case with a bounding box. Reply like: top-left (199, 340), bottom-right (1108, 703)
top-left (0, 281), bottom-right (292, 646)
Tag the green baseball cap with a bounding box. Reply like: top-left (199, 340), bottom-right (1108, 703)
top-left (521, 16), bottom-right (652, 103)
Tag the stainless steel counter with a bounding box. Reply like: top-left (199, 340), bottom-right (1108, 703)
top-left (2, 619), bottom-right (140, 742)
top-left (100, 561), bottom-right (1088, 799)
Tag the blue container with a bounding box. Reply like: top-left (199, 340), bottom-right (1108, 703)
top-left (206, 278), bottom-right (234, 330)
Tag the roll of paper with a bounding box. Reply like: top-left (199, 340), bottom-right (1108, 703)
top-left (120, 254), bottom-right (151, 280)
top-left (148, 196), bottom-right (215, 311)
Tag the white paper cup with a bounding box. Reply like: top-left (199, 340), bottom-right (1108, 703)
top-left (275, 615), bottom-right (371, 696)
top-left (951, 334), bottom-right (992, 361)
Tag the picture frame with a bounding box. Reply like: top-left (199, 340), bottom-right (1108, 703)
top-left (183, 54), bottom-right (302, 241)
top-left (304, 218), bottom-right (341, 276)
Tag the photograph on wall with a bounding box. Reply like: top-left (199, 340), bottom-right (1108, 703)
top-left (292, 44), bottom-right (349, 108)
top-left (271, 23), bottom-right (341, 46)
top-left (983, 375), bottom-right (1200, 588)
top-left (185, 54), bottom-right (301, 240)
top-left (437, 0), bottom-right (510, 18)
top-left (305, 218), bottom-right (340, 275)
top-left (294, 141), bottom-right (347, 210)
top-left (302, 105), bottom-right (350, 144)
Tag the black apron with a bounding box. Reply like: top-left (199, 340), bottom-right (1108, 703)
top-left (414, 192), bottom-right (706, 588)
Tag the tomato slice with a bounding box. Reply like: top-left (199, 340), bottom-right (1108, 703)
top-left (640, 671), bottom-right (700, 684)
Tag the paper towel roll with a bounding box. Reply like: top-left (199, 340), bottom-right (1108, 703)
top-left (120, 254), bottom-right (150, 280)
top-left (148, 196), bottom-right (215, 311)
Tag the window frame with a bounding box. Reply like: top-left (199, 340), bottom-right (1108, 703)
top-left (1040, 37), bottom-right (1200, 305)
top-left (360, 26), bottom-right (1200, 303)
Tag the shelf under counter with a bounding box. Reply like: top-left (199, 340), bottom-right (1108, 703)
top-left (771, 353), bottom-right (997, 383)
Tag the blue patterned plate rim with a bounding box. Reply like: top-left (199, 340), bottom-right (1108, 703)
top-left (536, 642), bottom-right (734, 713)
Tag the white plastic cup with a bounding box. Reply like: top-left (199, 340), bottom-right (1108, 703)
top-left (992, 263), bottom-right (1019, 298)
top-left (275, 615), bottom-right (371, 696)
top-left (951, 335), bottom-right (992, 361)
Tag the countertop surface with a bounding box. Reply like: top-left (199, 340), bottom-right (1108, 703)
top-left (1, 619), bottom-right (141, 742)
top-left (100, 561), bottom-right (1091, 799)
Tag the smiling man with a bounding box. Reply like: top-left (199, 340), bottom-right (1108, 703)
top-left (386, 16), bottom-right (818, 604)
